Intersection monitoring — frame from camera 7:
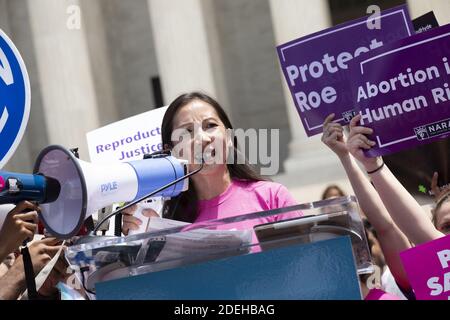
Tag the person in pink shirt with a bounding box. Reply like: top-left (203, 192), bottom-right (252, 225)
top-left (122, 92), bottom-right (301, 237)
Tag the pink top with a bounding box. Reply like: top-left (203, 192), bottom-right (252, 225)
top-left (365, 288), bottom-right (401, 300)
top-left (194, 179), bottom-right (302, 243)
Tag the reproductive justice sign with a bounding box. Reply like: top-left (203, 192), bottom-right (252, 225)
top-left (86, 106), bottom-right (167, 164)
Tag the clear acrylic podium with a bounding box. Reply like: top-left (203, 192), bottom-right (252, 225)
top-left (65, 196), bottom-right (372, 300)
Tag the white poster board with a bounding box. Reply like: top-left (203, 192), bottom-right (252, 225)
top-left (86, 106), bottom-right (168, 234)
top-left (86, 106), bottom-right (167, 164)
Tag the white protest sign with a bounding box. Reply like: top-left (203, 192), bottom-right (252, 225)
top-left (86, 106), bottom-right (167, 164)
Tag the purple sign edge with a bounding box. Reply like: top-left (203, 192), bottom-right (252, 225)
top-left (276, 4), bottom-right (414, 137)
top-left (350, 23), bottom-right (450, 158)
top-left (399, 235), bottom-right (450, 300)
top-left (276, 4), bottom-right (413, 58)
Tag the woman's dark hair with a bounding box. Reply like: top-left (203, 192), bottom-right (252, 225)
top-left (321, 184), bottom-right (346, 200)
top-left (161, 91), bottom-right (266, 222)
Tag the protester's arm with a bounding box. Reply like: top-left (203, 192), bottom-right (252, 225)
top-left (0, 257), bottom-right (27, 300)
top-left (37, 257), bottom-right (69, 299)
top-left (347, 114), bottom-right (444, 244)
top-left (322, 114), bottom-right (412, 289)
top-left (0, 238), bottom-right (63, 300)
top-left (0, 201), bottom-right (39, 262)
top-left (340, 155), bottom-right (412, 289)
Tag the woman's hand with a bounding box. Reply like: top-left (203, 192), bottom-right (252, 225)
top-left (347, 114), bottom-right (383, 172)
top-left (0, 201), bottom-right (39, 260)
top-left (321, 113), bottom-right (348, 158)
top-left (121, 205), bottom-right (158, 236)
top-left (38, 254), bottom-right (69, 299)
top-left (122, 205), bottom-right (140, 236)
top-left (27, 238), bottom-right (64, 275)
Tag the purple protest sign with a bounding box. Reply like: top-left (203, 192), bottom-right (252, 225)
top-left (400, 235), bottom-right (450, 300)
top-left (350, 23), bottom-right (450, 157)
top-left (276, 5), bottom-right (414, 137)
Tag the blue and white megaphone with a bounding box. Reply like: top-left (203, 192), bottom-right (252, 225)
top-left (0, 171), bottom-right (61, 204)
top-left (0, 145), bottom-right (188, 238)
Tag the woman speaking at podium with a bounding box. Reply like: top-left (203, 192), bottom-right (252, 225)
top-left (122, 92), bottom-right (300, 234)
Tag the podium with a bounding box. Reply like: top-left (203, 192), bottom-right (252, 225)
top-left (66, 196), bottom-right (371, 300)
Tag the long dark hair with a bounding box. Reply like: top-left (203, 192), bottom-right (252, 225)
top-left (161, 91), bottom-right (266, 222)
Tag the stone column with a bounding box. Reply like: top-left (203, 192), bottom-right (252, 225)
top-left (147, 0), bottom-right (230, 112)
top-left (0, 0), bottom-right (11, 34)
top-left (408, 0), bottom-right (450, 25)
top-left (27, 0), bottom-right (100, 160)
top-left (269, 0), bottom-right (352, 201)
top-left (100, 0), bottom-right (160, 119)
top-left (79, 0), bottom-right (119, 127)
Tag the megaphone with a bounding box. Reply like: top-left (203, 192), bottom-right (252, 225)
top-left (0, 172), bottom-right (60, 231)
top-left (1, 145), bottom-right (188, 238)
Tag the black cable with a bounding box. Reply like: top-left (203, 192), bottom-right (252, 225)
top-left (114, 212), bottom-right (123, 236)
top-left (79, 266), bottom-right (95, 296)
top-left (93, 161), bottom-right (204, 234)
top-left (21, 244), bottom-right (38, 300)
top-left (167, 194), bottom-right (182, 220)
top-left (20, 205), bottom-right (39, 300)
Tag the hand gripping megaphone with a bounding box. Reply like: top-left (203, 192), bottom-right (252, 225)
top-left (0, 145), bottom-right (189, 238)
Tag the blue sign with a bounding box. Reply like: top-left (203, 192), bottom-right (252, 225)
top-left (96, 237), bottom-right (361, 300)
top-left (0, 28), bottom-right (30, 169)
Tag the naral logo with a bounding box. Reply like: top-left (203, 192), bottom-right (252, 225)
top-left (414, 126), bottom-right (429, 141)
top-left (414, 118), bottom-right (450, 141)
top-left (342, 110), bottom-right (357, 123)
